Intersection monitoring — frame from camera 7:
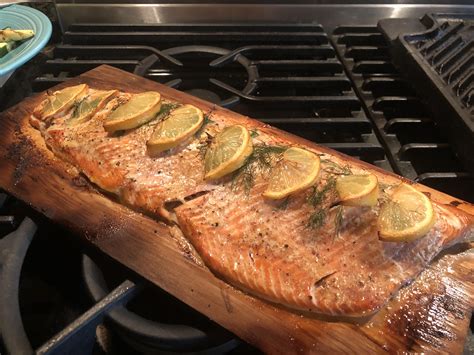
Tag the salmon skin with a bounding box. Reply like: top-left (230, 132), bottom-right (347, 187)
top-left (31, 85), bottom-right (474, 317)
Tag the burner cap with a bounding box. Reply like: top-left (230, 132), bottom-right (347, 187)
top-left (81, 254), bottom-right (240, 354)
top-left (185, 89), bottom-right (221, 104)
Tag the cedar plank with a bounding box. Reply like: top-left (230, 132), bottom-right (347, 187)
top-left (0, 65), bottom-right (472, 354)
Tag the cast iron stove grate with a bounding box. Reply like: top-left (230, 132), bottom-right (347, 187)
top-left (331, 25), bottom-right (474, 203)
top-left (31, 23), bottom-right (390, 169)
top-left (378, 13), bottom-right (474, 175)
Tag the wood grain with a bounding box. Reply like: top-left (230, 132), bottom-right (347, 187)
top-left (0, 65), bottom-right (472, 354)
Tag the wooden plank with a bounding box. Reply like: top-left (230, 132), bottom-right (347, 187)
top-left (0, 65), bottom-right (472, 354)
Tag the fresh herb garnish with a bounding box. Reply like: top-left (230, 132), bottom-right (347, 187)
top-left (305, 157), bottom-right (354, 230)
top-left (71, 96), bottom-right (88, 119)
top-left (321, 159), bottom-right (352, 176)
top-left (306, 177), bottom-right (337, 229)
top-left (78, 97), bottom-right (101, 119)
top-left (378, 183), bottom-right (399, 205)
top-left (203, 114), bottom-right (214, 126)
top-left (250, 129), bottom-right (259, 138)
top-left (231, 143), bottom-right (287, 193)
top-left (195, 113), bottom-right (215, 138)
top-left (275, 196), bottom-right (290, 210)
top-left (307, 176), bottom-right (336, 207)
top-left (307, 209), bottom-right (327, 229)
top-left (144, 102), bottom-right (181, 128)
top-left (379, 182), bottom-right (393, 192)
top-left (197, 132), bottom-right (214, 159)
top-left (195, 111), bottom-right (217, 159)
top-left (158, 102), bottom-right (180, 118)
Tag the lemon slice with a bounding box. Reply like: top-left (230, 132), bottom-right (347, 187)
top-left (147, 104), bottom-right (204, 155)
top-left (204, 125), bottom-right (253, 180)
top-left (336, 174), bottom-right (379, 206)
top-left (103, 91), bottom-right (161, 132)
top-left (378, 183), bottom-right (435, 242)
top-left (263, 147), bottom-right (320, 199)
top-left (69, 90), bottom-right (118, 125)
top-left (35, 84), bottom-right (88, 120)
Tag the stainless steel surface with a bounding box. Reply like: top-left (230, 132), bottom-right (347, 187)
top-left (53, 0), bottom-right (474, 4)
top-left (0, 1), bottom-right (51, 4)
top-left (56, 4), bottom-right (474, 33)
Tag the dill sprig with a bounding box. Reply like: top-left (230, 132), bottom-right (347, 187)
top-left (195, 113), bottom-right (215, 138)
top-left (321, 159), bottom-right (352, 176)
top-left (275, 196), bottom-right (290, 210)
top-left (378, 182), bottom-right (400, 204)
top-left (73, 96), bottom-right (103, 120)
top-left (197, 132), bottom-right (213, 159)
top-left (250, 129), bottom-right (259, 138)
top-left (231, 143), bottom-right (287, 193)
top-left (306, 177), bottom-right (337, 229)
top-left (379, 182), bottom-right (393, 192)
top-left (307, 176), bottom-right (336, 207)
top-left (203, 114), bottom-right (214, 127)
top-left (140, 102), bottom-right (181, 130)
top-left (305, 166), bottom-right (349, 230)
top-left (71, 96), bottom-right (88, 119)
top-left (158, 102), bottom-right (181, 118)
top-left (307, 209), bottom-right (326, 229)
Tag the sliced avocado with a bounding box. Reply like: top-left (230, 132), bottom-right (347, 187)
top-left (0, 42), bottom-right (15, 58)
top-left (0, 42), bottom-right (8, 58)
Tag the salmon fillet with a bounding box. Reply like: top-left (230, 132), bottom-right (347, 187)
top-left (33, 91), bottom-right (223, 217)
top-left (31, 86), bottom-right (474, 317)
top-left (175, 181), bottom-right (472, 316)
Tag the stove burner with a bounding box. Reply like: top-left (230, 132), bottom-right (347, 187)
top-left (130, 45), bottom-right (256, 108)
top-left (184, 89), bottom-right (221, 104)
top-left (0, 217), bottom-right (36, 355)
top-left (81, 255), bottom-right (240, 354)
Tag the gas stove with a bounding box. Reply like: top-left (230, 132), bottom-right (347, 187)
top-left (0, 2), bottom-right (473, 354)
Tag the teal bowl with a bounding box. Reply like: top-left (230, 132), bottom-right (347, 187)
top-left (0, 4), bottom-right (52, 77)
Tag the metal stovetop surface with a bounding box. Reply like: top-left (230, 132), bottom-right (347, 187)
top-left (54, 1), bottom-right (474, 34)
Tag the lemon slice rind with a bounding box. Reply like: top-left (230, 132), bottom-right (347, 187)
top-left (378, 183), bottom-right (435, 242)
top-left (69, 90), bottom-right (118, 125)
top-left (147, 104), bottom-right (204, 155)
top-left (263, 147), bottom-right (321, 200)
top-left (204, 125), bottom-right (253, 180)
top-left (36, 84), bottom-right (89, 120)
top-left (336, 174), bottom-right (379, 207)
top-left (103, 91), bottom-right (161, 132)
